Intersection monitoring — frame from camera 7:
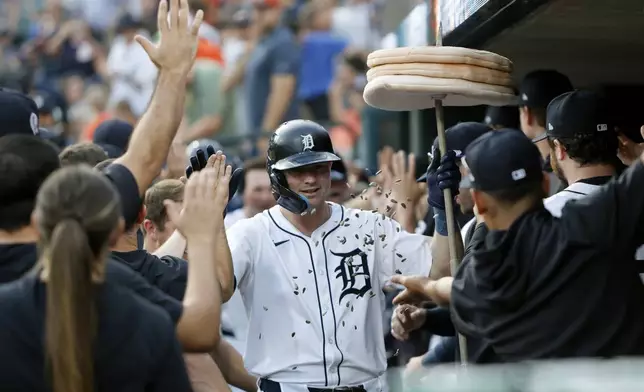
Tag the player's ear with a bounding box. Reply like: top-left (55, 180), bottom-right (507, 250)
top-left (522, 106), bottom-right (534, 126)
top-left (142, 219), bottom-right (155, 238)
top-left (470, 189), bottom-right (488, 216)
top-left (553, 139), bottom-right (566, 161)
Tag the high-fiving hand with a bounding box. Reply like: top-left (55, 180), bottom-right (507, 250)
top-left (185, 147), bottom-right (244, 216)
top-left (390, 150), bottom-right (420, 205)
top-left (135, 0), bottom-right (203, 75)
top-left (164, 159), bottom-right (232, 242)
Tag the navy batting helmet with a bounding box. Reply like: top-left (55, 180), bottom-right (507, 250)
top-left (266, 120), bottom-right (341, 214)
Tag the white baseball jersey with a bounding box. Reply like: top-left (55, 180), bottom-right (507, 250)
top-left (226, 202), bottom-right (432, 389)
top-left (223, 208), bottom-right (251, 350)
top-left (461, 179), bottom-right (644, 260)
top-left (225, 208), bottom-right (248, 229)
top-left (224, 208), bottom-right (252, 392)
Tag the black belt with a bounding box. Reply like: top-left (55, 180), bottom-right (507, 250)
top-left (309, 387), bottom-right (366, 392)
top-left (260, 378), bottom-right (366, 392)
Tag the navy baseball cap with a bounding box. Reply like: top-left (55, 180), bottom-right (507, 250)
top-left (519, 70), bottom-right (573, 109)
top-left (417, 122), bottom-right (492, 182)
top-left (116, 14), bottom-right (142, 33)
top-left (484, 105), bottom-right (520, 129)
top-left (532, 90), bottom-right (614, 143)
top-left (0, 89), bottom-right (41, 138)
top-left (93, 119), bottom-right (133, 158)
top-left (32, 92), bottom-right (64, 123)
top-left (461, 130), bottom-right (543, 191)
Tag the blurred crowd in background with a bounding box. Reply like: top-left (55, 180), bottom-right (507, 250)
top-left (0, 0), bottom-right (388, 160)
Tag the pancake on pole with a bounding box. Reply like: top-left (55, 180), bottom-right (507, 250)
top-left (364, 46), bottom-right (517, 111)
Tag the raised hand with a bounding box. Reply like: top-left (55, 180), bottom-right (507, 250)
top-left (164, 166), bottom-right (228, 241)
top-left (186, 147), bottom-right (244, 215)
top-left (391, 150), bottom-right (418, 198)
top-left (204, 152), bottom-right (233, 218)
top-left (135, 0), bottom-right (203, 75)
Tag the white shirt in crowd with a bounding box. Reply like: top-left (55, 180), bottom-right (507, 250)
top-left (199, 22), bottom-right (221, 45)
top-left (225, 208), bottom-right (248, 229)
top-left (187, 12), bottom-right (220, 45)
top-left (106, 31), bottom-right (158, 116)
top-left (227, 203), bottom-right (431, 391)
top-left (460, 179), bottom-right (644, 259)
top-left (221, 36), bottom-right (250, 135)
top-left (62, 0), bottom-right (142, 31)
top-left (331, 3), bottom-right (379, 50)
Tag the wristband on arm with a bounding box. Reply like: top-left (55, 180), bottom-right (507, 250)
top-left (433, 207), bottom-right (449, 236)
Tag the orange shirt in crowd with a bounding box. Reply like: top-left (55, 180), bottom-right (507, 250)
top-left (81, 112), bottom-right (111, 142)
top-left (196, 38), bottom-right (224, 65)
top-left (330, 109), bottom-right (361, 156)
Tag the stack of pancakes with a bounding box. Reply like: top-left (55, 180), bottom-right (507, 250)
top-left (364, 47), bottom-right (517, 111)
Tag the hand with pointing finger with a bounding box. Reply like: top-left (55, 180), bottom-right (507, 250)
top-left (135, 0), bottom-right (203, 75)
top-left (391, 275), bottom-right (453, 307)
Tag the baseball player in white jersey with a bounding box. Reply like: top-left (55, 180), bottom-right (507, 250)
top-left (226, 120), bottom-right (432, 392)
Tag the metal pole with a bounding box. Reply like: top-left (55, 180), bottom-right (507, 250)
top-left (432, 23), bottom-right (468, 364)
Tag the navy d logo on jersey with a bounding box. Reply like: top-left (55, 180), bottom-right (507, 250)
top-left (332, 248), bottom-right (372, 304)
top-left (301, 134), bottom-right (315, 151)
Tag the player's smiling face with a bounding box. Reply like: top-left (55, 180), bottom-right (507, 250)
top-left (284, 162), bottom-right (333, 208)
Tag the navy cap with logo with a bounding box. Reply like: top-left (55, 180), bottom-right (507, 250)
top-left (0, 89), bottom-right (41, 139)
top-left (417, 122), bottom-right (492, 182)
top-left (532, 90), bottom-right (613, 143)
top-left (461, 130), bottom-right (543, 191)
top-left (519, 70), bottom-right (573, 109)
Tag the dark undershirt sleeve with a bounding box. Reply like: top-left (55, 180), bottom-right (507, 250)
top-left (156, 256), bottom-right (189, 301)
top-left (562, 160), bottom-right (644, 252)
top-left (421, 307), bottom-right (456, 336)
top-left (102, 163), bottom-right (142, 231)
top-left (106, 260), bottom-right (184, 324)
